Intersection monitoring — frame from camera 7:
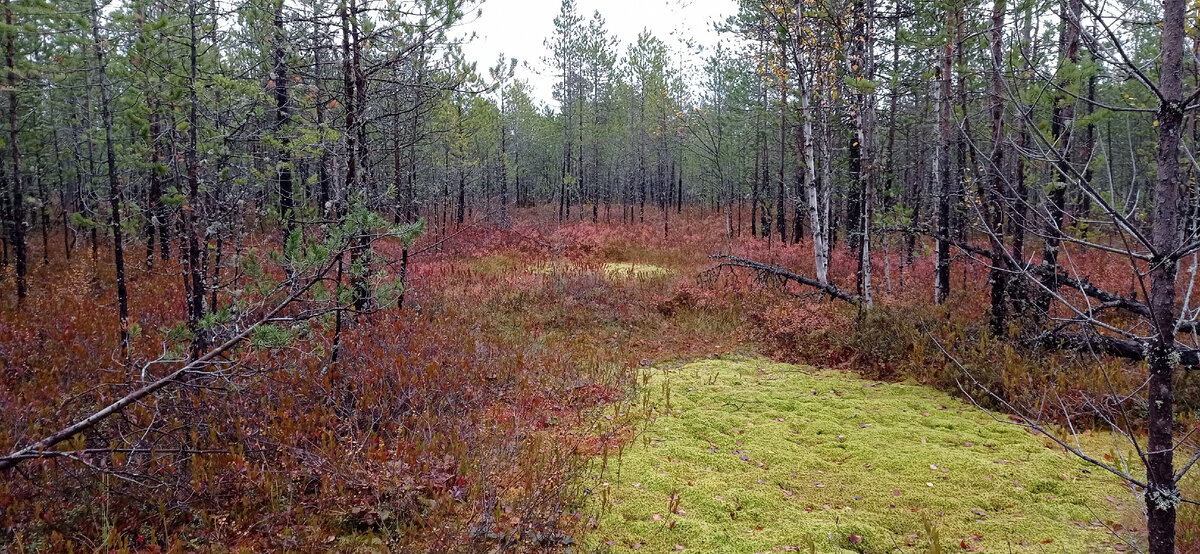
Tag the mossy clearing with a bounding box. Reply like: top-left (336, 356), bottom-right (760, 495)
top-left (529, 260), bottom-right (671, 279)
top-left (588, 358), bottom-right (1135, 553)
top-left (602, 262), bottom-right (670, 279)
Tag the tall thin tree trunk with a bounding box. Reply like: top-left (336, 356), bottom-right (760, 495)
top-left (1146, 0), bottom-right (1185, 549)
top-left (185, 0), bottom-right (207, 356)
top-left (777, 38), bottom-right (788, 245)
top-left (499, 95), bottom-right (510, 227)
top-left (987, 0), bottom-right (1009, 335)
top-left (1038, 0), bottom-right (1082, 314)
top-left (88, 0), bottom-right (130, 365)
top-left (273, 0), bottom-right (294, 242)
top-left (5, 0), bottom-right (24, 303)
top-left (853, 0), bottom-right (875, 307)
top-left (313, 14), bottom-right (330, 217)
top-left (48, 101), bottom-right (70, 262)
top-left (800, 47), bottom-right (829, 286)
top-left (934, 25), bottom-right (953, 304)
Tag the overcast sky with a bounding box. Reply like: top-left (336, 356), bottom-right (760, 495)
top-left (457, 0), bottom-right (737, 107)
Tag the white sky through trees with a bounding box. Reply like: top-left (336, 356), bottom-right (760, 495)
top-left (458, 0), bottom-right (736, 106)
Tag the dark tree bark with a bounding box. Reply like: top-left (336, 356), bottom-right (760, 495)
top-left (273, 0), bottom-right (294, 242)
top-left (1145, 0), bottom-right (1185, 548)
top-left (777, 37), bottom-right (788, 245)
top-left (1, 139), bottom-right (8, 277)
top-left (340, 0), bottom-right (369, 313)
top-left (455, 99), bottom-right (466, 226)
top-left (751, 122), bottom-right (761, 238)
top-left (934, 21), bottom-right (953, 304)
top-left (853, 0), bottom-right (875, 305)
top-left (499, 94), bottom-right (510, 227)
top-left (138, 5), bottom-right (165, 268)
top-left (5, 0), bottom-right (24, 303)
top-left (35, 155), bottom-right (47, 266)
top-left (47, 100), bottom-right (70, 262)
top-left (185, 0), bottom-right (208, 356)
top-left (88, 0), bottom-right (130, 365)
top-left (987, 0), bottom-right (1009, 335)
top-left (1011, 3), bottom-right (1033, 286)
top-left (147, 102), bottom-right (165, 266)
top-left (312, 14), bottom-right (330, 217)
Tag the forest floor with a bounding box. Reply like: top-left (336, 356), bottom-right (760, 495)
top-left (448, 215), bottom-right (1148, 552)
top-left (0, 211), bottom-right (1182, 552)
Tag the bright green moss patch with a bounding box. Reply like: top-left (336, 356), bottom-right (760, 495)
top-left (588, 358), bottom-right (1133, 553)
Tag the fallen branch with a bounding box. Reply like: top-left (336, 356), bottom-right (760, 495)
top-left (0, 448), bottom-right (258, 461)
top-left (0, 257), bottom-right (337, 472)
top-left (1036, 331), bottom-right (1200, 369)
top-left (876, 224), bottom-right (995, 260)
top-left (709, 254), bottom-right (859, 304)
top-left (1026, 265), bottom-right (1150, 316)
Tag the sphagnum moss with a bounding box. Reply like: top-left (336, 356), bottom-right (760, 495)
top-left (587, 357), bottom-right (1135, 553)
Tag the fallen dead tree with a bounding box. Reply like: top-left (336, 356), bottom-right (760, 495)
top-left (0, 257), bottom-right (335, 473)
top-left (1035, 331), bottom-right (1200, 369)
top-left (709, 254), bottom-right (859, 304)
top-left (0, 217), bottom-right (426, 473)
top-left (709, 252), bottom-right (1200, 371)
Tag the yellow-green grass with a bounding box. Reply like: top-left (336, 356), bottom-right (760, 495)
top-left (601, 262), bottom-right (670, 279)
top-left (588, 358), bottom-right (1135, 553)
top-left (528, 260), bottom-right (671, 279)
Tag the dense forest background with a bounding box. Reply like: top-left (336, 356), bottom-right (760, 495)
top-left (4, 0), bottom-right (1200, 551)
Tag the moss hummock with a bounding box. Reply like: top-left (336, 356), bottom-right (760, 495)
top-left (588, 358), bottom-right (1134, 553)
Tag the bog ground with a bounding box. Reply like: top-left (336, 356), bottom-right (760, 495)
top-left (9, 0), bottom-right (1200, 550)
top-left (586, 358), bottom-right (1132, 553)
top-left (1, 214), bottom-right (1189, 552)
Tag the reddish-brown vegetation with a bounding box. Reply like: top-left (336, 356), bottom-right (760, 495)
top-left (3, 209), bottom-right (1200, 551)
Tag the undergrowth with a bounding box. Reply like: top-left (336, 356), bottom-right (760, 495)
top-left (2, 208), bottom-right (1198, 551)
